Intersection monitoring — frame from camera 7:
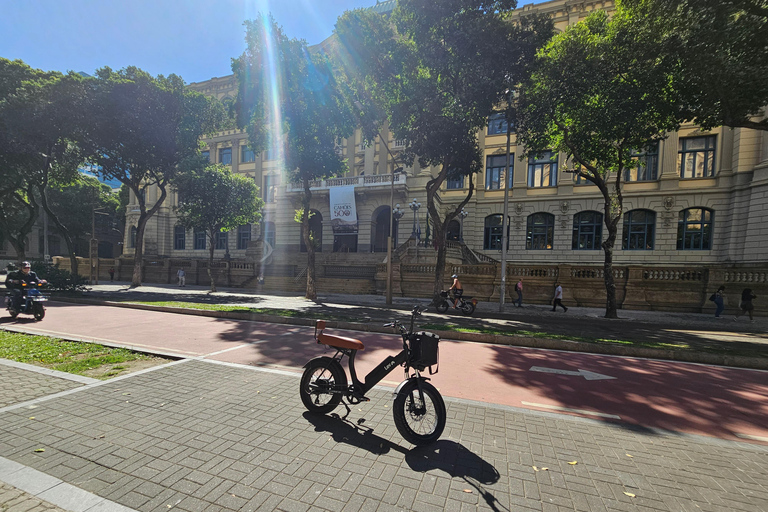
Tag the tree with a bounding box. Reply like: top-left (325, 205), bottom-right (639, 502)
top-left (336, 0), bottom-right (552, 303)
top-left (517, 10), bottom-right (680, 318)
top-left (0, 59), bottom-right (91, 275)
top-left (46, 175), bottom-right (120, 255)
top-left (233, 14), bottom-right (357, 301)
top-left (85, 67), bottom-right (227, 287)
top-left (621, 0), bottom-right (768, 131)
top-left (0, 186), bottom-right (38, 264)
top-left (174, 164), bottom-right (263, 291)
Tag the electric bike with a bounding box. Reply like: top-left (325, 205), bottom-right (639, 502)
top-left (435, 290), bottom-right (477, 316)
top-left (299, 305), bottom-right (446, 446)
top-left (5, 282), bottom-right (47, 320)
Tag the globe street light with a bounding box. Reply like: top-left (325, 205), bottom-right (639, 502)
top-left (458, 208), bottom-right (468, 242)
top-left (392, 204), bottom-right (404, 247)
top-left (409, 199), bottom-right (421, 239)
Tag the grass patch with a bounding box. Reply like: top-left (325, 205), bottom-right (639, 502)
top-left (128, 301), bottom-right (365, 322)
top-left (0, 330), bottom-right (169, 380)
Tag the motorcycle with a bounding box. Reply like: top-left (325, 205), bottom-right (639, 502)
top-left (5, 282), bottom-right (47, 321)
top-left (435, 290), bottom-right (477, 316)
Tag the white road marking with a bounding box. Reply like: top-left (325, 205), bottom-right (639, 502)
top-left (734, 433), bottom-right (768, 443)
top-left (529, 366), bottom-right (616, 380)
top-left (521, 401), bottom-right (621, 420)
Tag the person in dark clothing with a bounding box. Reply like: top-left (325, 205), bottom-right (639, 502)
top-left (733, 288), bottom-right (757, 322)
top-left (712, 285), bottom-right (725, 318)
top-left (5, 262), bottom-right (47, 312)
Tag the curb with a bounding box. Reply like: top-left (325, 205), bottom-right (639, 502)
top-left (52, 297), bottom-right (768, 371)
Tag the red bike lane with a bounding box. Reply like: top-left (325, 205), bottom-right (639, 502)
top-left (5, 301), bottom-right (767, 445)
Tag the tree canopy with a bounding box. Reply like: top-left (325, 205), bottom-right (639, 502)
top-left (175, 164), bottom-right (263, 291)
top-left (518, 9), bottom-right (680, 317)
top-left (233, 13), bottom-right (357, 300)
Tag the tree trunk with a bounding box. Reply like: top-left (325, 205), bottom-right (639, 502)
top-left (207, 231), bottom-right (217, 292)
top-left (9, 238), bottom-right (27, 266)
top-left (302, 180), bottom-right (316, 301)
top-left (131, 214), bottom-right (147, 288)
top-left (602, 225), bottom-right (618, 319)
top-left (36, 184), bottom-right (78, 278)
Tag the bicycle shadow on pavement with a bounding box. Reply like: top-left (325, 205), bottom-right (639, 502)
top-left (302, 412), bottom-right (505, 511)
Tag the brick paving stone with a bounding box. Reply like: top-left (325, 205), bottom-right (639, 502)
top-left (1, 359), bottom-right (767, 512)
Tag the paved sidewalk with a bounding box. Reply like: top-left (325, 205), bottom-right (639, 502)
top-left (1, 357), bottom-right (767, 512)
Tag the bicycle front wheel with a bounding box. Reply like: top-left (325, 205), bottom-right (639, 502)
top-left (393, 380), bottom-right (446, 446)
top-left (300, 358), bottom-right (344, 414)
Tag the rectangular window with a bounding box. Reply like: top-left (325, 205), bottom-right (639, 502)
top-left (678, 135), bottom-right (716, 178)
top-left (174, 226), bottom-right (186, 250)
top-left (266, 147), bottom-right (278, 161)
top-left (241, 146), bottom-right (255, 163)
top-left (215, 231), bottom-right (228, 250)
top-left (625, 142), bottom-right (659, 182)
top-left (264, 175), bottom-right (277, 203)
top-left (528, 152), bottom-right (558, 188)
top-left (219, 147), bottom-right (232, 165)
top-left (446, 176), bottom-right (464, 189)
top-left (237, 225), bottom-right (251, 250)
top-left (487, 113), bottom-right (513, 136)
top-left (194, 229), bottom-right (206, 250)
top-left (485, 154), bottom-right (513, 190)
top-left (201, 150), bottom-right (210, 162)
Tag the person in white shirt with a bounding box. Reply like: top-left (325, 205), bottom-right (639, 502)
top-left (177, 268), bottom-right (186, 287)
top-left (552, 282), bottom-right (568, 312)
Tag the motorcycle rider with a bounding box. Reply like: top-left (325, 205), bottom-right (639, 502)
top-left (6, 262), bottom-right (47, 313)
top-left (449, 274), bottom-right (463, 309)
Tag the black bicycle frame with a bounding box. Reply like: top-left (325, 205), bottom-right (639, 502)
top-left (340, 347), bottom-right (408, 396)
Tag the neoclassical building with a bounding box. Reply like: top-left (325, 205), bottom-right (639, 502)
top-left (118, 0), bottom-right (767, 312)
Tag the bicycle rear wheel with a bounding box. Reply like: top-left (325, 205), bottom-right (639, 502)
top-left (300, 358), bottom-right (344, 414)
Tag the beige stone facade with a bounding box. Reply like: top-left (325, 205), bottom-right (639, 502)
top-left (118, 0), bottom-right (767, 311)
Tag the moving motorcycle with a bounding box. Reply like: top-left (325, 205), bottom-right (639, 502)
top-left (5, 282), bottom-right (47, 320)
top-left (435, 290), bottom-right (477, 316)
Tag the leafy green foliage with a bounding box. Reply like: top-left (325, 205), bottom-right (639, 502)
top-left (233, 14), bottom-right (357, 300)
top-left (620, 0), bottom-right (768, 131)
top-left (84, 66), bottom-right (228, 287)
top-left (517, 10), bottom-right (680, 318)
top-left (30, 261), bottom-right (87, 291)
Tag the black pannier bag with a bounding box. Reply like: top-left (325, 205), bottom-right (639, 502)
top-left (409, 331), bottom-right (440, 374)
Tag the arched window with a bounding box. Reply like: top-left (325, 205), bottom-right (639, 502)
top-left (526, 213), bottom-right (554, 250)
top-left (572, 211), bottom-right (603, 250)
top-left (301, 210), bottom-right (323, 252)
top-left (446, 220), bottom-right (460, 241)
top-left (622, 209), bottom-right (656, 250)
top-left (174, 225), bottom-right (186, 250)
top-left (677, 208), bottom-right (713, 250)
top-left (483, 214), bottom-right (508, 250)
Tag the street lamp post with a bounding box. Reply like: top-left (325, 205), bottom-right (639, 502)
top-left (90, 208), bottom-right (109, 285)
top-left (409, 199), bottom-right (421, 239)
top-left (458, 208), bottom-right (468, 242)
top-left (499, 96), bottom-right (514, 312)
top-left (385, 167), bottom-right (404, 305)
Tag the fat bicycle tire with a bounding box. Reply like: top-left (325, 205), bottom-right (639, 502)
top-left (435, 301), bottom-right (449, 314)
top-left (300, 359), bottom-right (344, 414)
top-left (33, 303), bottom-right (45, 321)
top-left (460, 301), bottom-right (475, 316)
top-left (393, 380), bottom-right (446, 446)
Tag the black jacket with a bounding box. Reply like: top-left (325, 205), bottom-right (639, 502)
top-left (5, 270), bottom-right (43, 290)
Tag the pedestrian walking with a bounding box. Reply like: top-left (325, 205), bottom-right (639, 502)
top-left (710, 285), bottom-right (725, 318)
top-left (733, 288), bottom-right (756, 322)
top-left (515, 279), bottom-right (523, 307)
top-left (177, 268), bottom-right (186, 287)
top-left (108, 267), bottom-right (115, 282)
top-left (552, 282), bottom-right (568, 312)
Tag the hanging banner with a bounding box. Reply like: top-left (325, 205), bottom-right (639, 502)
top-left (329, 185), bottom-right (358, 233)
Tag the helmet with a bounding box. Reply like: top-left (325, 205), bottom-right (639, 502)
top-left (451, 274), bottom-right (458, 279)
top-left (21, 261), bottom-right (31, 269)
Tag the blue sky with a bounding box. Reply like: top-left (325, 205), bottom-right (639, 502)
top-left (0, 0), bottom-right (386, 84)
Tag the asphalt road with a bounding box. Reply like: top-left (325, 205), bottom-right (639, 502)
top-left (4, 300), bottom-right (767, 446)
